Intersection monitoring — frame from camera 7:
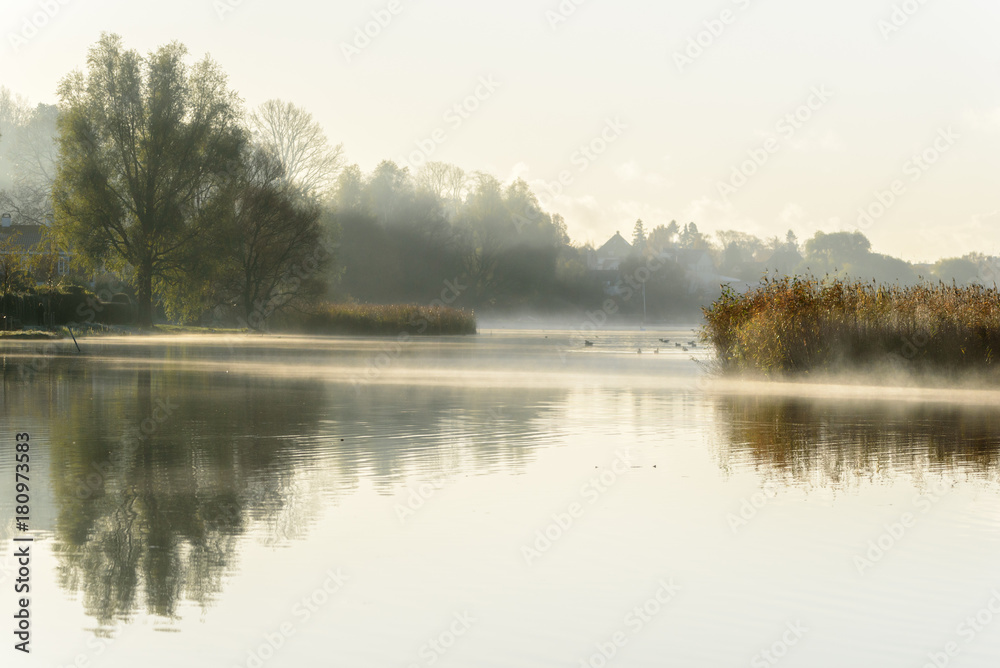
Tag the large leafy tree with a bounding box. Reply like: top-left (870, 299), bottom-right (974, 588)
top-left (208, 148), bottom-right (330, 329)
top-left (53, 34), bottom-right (244, 327)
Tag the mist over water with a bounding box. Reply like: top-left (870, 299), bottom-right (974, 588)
top-left (2, 331), bottom-right (999, 667)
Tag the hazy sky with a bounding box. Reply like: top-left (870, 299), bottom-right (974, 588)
top-left (3, 0), bottom-right (999, 261)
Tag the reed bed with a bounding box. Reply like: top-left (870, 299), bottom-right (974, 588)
top-left (702, 276), bottom-right (1000, 377)
top-left (298, 302), bottom-right (477, 336)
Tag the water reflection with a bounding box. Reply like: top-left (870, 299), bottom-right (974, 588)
top-left (45, 366), bottom-right (324, 627)
top-left (2, 353), bottom-right (556, 630)
top-left (713, 393), bottom-right (1000, 488)
top-left (8, 334), bottom-right (1000, 660)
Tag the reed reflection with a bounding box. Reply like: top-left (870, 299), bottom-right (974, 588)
top-left (713, 394), bottom-right (1000, 488)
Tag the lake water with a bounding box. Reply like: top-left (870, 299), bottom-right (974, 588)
top-left (2, 329), bottom-right (1000, 667)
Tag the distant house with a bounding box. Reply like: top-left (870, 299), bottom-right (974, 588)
top-left (588, 229), bottom-right (754, 297)
top-left (666, 248), bottom-right (752, 294)
top-left (0, 213), bottom-right (70, 277)
top-left (670, 249), bottom-right (714, 278)
top-left (591, 231), bottom-right (632, 271)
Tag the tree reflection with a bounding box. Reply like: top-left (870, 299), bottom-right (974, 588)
top-left (1, 350), bottom-right (554, 629)
top-left (47, 366), bottom-right (314, 626)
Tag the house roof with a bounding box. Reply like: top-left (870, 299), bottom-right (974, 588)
top-left (596, 231), bottom-right (632, 258)
top-left (0, 224), bottom-right (46, 251)
top-left (673, 248), bottom-right (714, 265)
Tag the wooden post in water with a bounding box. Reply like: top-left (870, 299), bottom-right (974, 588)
top-left (67, 326), bottom-right (81, 353)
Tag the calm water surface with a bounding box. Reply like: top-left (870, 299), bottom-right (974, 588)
top-left (2, 330), bottom-right (999, 667)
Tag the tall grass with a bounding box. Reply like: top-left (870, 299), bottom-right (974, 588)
top-left (296, 302), bottom-right (477, 336)
top-left (702, 276), bottom-right (1000, 377)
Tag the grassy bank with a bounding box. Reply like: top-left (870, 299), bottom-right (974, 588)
top-left (295, 303), bottom-right (477, 336)
top-left (702, 276), bottom-right (1000, 377)
top-left (0, 329), bottom-right (63, 340)
top-left (0, 304), bottom-right (475, 338)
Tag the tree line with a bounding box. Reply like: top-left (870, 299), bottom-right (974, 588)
top-left (0, 34), bottom-right (993, 330)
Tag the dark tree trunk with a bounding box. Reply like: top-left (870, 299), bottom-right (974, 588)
top-left (242, 290), bottom-right (254, 330)
top-left (137, 261), bottom-right (153, 329)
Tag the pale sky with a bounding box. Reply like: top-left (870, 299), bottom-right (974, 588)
top-left (2, 0), bottom-right (999, 261)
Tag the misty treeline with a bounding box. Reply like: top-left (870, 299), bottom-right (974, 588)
top-left (332, 161), bottom-right (655, 312)
top-left (0, 34), bottom-right (992, 330)
top-left (708, 228), bottom-right (994, 287)
top-left (0, 88), bottom-right (57, 226)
